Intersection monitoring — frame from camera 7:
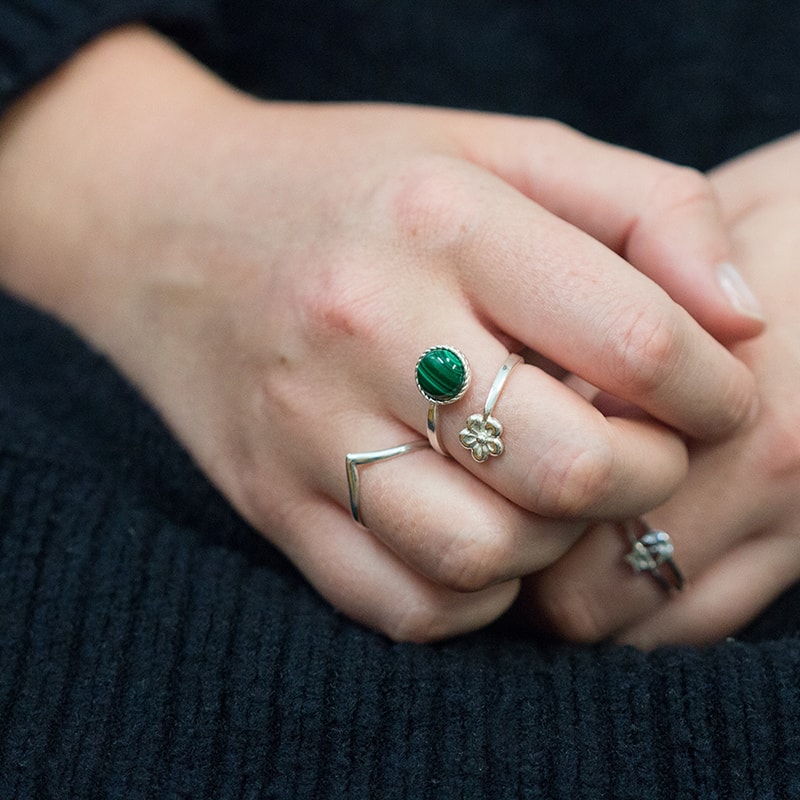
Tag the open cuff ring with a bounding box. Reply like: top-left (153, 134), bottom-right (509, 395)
top-left (415, 346), bottom-right (472, 456)
top-left (622, 519), bottom-right (685, 592)
top-left (459, 353), bottom-right (523, 462)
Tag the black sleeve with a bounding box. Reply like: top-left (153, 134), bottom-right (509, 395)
top-left (0, 0), bottom-right (220, 114)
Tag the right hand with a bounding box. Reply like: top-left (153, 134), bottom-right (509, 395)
top-left (0, 26), bottom-right (759, 640)
top-left (513, 132), bottom-right (800, 649)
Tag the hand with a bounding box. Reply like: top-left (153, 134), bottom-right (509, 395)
top-left (518, 134), bottom-right (800, 648)
top-left (0, 27), bottom-right (759, 641)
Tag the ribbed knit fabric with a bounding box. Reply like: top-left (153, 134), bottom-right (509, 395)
top-left (2, 2), bottom-right (800, 798)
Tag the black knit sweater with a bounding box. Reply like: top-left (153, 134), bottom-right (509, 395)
top-left (2, 2), bottom-right (800, 798)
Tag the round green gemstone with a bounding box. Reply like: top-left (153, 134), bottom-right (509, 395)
top-left (416, 346), bottom-right (469, 403)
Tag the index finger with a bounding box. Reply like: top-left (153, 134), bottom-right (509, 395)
top-left (451, 166), bottom-right (757, 440)
top-left (454, 115), bottom-right (764, 343)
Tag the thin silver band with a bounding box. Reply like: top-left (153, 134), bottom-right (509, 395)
top-left (346, 440), bottom-right (428, 526)
top-left (426, 404), bottom-right (447, 455)
top-left (484, 353), bottom-right (523, 418)
top-left (459, 353), bottom-right (523, 462)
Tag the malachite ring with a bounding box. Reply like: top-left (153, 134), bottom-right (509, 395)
top-left (415, 346), bottom-right (471, 456)
top-left (458, 353), bottom-right (522, 462)
top-left (621, 519), bottom-right (685, 592)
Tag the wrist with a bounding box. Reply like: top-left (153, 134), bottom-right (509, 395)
top-left (0, 24), bottom-right (249, 353)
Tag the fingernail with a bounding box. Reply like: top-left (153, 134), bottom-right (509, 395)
top-left (716, 262), bottom-right (764, 321)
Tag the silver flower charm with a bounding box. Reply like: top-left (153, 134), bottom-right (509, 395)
top-left (459, 413), bottom-right (504, 462)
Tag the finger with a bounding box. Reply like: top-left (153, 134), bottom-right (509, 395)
top-left (345, 436), bottom-right (586, 591)
top-left (306, 254), bottom-right (693, 523)
top-left (518, 435), bottom-right (764, 643)
top-left (413, 349), bottom-right (690, 519)
top-left (346, 287), bottom-right (691, 520)
top-left (454, 114), bottom-right (765, 341)
top-left (617, 531), bottom-right (800, 649)
top-left (257, 326), bottom-right (599, 594)
top-left (516, 521), bottom-right (649, 643)
top-left (426, 164), bottom-right (757, 440)
top-left (282, 492), bottom-right (521, 642)
top-left (319, 403), bottom-right (588, 591)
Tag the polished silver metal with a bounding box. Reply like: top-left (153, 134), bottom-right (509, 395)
top-left (622, 520), bottom-right (685, 592)
top-left (458, 353), bottom-right (523, 462)
top-left (346, 440), bottom-right (428, 526)
top-left (426, 403), bottom-right (448, 456)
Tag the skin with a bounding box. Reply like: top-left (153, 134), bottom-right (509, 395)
top-left (518, 134), bottom-right (800, 648)
top-left (0, 26), bottom-right (761, 641)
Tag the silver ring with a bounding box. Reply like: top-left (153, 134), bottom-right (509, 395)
top-left (346, 441), bottom-right (428, 526)
top-left (622, 519), bottom-right (685, 592)
top-left (415, 346), bottom-right (471, 456)
top-left (458, 353), bottom-right (523, 462)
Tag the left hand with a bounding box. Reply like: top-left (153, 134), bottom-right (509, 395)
top-left (517, 134), bottom-right (800, 648)
top-left (0, 27), bottom-right (762, 642)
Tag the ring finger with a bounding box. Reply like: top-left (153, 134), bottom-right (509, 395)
top-left (373, 305), bottom-right (690, 520)
top-left (326, 413), bottom-right (586, 593)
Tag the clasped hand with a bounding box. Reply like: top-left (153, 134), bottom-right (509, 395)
top-left (0, 27), bottom-right (781, 644)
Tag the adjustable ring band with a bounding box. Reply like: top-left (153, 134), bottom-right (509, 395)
top-left (622, 519), bottom-right (685, 592)
top-left (346, 440), bottom-right (428, 527)
top-left (459, 353), bottom-right (523, 462)
top-left (426, 404), bottom-right (446, 456)
top-left (415, 346), bottom-right (471, 456)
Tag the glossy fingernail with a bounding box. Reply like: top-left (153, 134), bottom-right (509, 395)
top-left (716, 262), bottom-right (764, 321)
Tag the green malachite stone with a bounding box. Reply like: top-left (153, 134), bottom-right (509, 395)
top-left (416, 347), bottom-right (469, 403)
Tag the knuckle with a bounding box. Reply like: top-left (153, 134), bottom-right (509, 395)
top-left (386, 155), bottom-right (475, 252)
top-left (432, 523), bottom-right (513, 593)
top-left (604, 304), bottom-right (685, 397)
top-left (532, 437), bottom-right (617, 517)
top-left (706, 364), bottom-right (756, 438)
top-left (538, 579), bottom-right (609, 643)
top-left (528, 116), bottom-right (574, 142)
top-left (649, 164), bottom-right (715, 215)
top-left (753, 404), bottom-right (800, 483)
top-left (384, 598), bottom-right (457, 644)
top-left (299, 266), bottom-right (384, 348)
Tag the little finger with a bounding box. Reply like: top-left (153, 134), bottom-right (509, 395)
top-left (284, 493), bottom-right (522, 642)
